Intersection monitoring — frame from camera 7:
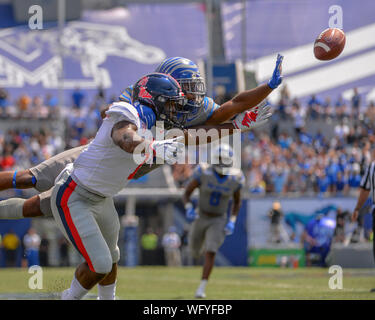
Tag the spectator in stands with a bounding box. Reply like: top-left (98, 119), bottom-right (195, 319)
top-left (291, 102), bottom-right (306, 135)
top-left (0, 88), bottom-right (9, 117)
top-left (348, 163), bottom-right (362, 190)
top-left (72, 86), bottom-right (85, 109)
top-left (308, 94), bottom-right (322, 119)
top-left (23, 228), bottom-right (41, 267)
top-left (334, 120), bottom-right (350, 140)
top-left (1, 147), bottom-right (15, 170)
top-left (32, 96), bottom-right (49, 119)
top-left (2, 229), bottom-right (20, 267)
top-left (162, 226), bottom-right (182, 267)
top-left (335, 171), bottom-right (349, 196)
top-left (45, 94), bottom-right (59, 118)
top-left (17, 94), bottom-right (31, 117)
top-left (351, 87), bottom-right (361, 115)
top-left (335, 94), bottom-right (347, 120)
top-left (316, 169), bottom-right (330, 197)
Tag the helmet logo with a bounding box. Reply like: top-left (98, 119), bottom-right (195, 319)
top-left (138, 76), bottom-right (149, 86)
top-left (137, 76), bottom-right (153, 99)
top-left (139, 86), bottom-right (152, 99)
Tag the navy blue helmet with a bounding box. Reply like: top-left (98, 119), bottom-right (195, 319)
top-left (155, 57), bottom-right (205, 111)
top-left (132, 72), bottom-right (188, 129)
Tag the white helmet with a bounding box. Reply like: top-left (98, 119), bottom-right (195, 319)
top-left (212, 143), bottom-right (234, 175)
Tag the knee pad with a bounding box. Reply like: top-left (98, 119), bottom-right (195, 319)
top-left (111, 246), bottom-right (120, 264)
top-left (92, 254), bottom-right (113, 274)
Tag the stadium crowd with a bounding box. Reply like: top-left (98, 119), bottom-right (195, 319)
top-left (0, 86), bottom-right (374, 198)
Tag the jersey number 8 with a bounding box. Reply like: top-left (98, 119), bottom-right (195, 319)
top-left (209, 191), bottom-right (222, 206)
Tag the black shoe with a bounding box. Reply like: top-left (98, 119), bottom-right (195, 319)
top-left (370, 288), bottom-right (375, 292)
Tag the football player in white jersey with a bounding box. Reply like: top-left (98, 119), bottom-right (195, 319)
top-left (50, 73), bottom-right (186, 300)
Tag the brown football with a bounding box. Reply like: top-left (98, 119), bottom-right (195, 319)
top-left (314, 28), bottom-right (346, 61)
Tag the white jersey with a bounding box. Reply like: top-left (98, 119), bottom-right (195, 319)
top-left (72, 101), bottom-right (142, 197)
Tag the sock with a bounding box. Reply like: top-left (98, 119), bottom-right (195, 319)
top-left (0, 198), bottom-right (25, 219)
top-left (98, 281), bottom-right (116, 300)
top-left (197, 279), bottom-right (208, 293)
top-left (61, 276), bottom-right (89, 300)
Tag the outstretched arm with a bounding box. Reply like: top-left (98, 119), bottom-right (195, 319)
top-left (167, 102), bottom-right (272, 145)
top-left (205, 54), bottom-right (283, 125)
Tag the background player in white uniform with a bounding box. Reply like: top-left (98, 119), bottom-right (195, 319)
top-left (51, 73), bottom-right (186, 300)
top-left (183, 144), bottom-right (245, 299)
top-left (0, 55), bottom-right (281, 221)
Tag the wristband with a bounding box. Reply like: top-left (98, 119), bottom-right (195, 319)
top-left (12, 170), bottom-right (17, 188)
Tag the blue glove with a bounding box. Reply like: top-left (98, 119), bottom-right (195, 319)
top-left (268, 53), bottom-right (283, 89)
top-left (224, 220), bottom-right (235, 236)
top-left (185, 203), bottom-right (197, 222)
top-left (134, 103), bottom-right (156, 130)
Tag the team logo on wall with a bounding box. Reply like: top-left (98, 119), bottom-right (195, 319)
top-left (0, 22), bottom-right (166, 89)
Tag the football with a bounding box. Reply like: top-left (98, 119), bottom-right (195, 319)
top-left (313, 28), bottom-right (346, 60)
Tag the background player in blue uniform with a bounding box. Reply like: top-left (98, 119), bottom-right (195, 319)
top-left (183, 144), bottom-right (245, 298)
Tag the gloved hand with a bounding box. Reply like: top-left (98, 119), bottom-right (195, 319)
top-left (185, 202), bottom-right (197, 222)
top-left (135, 103), bottom-right (156, 130)
top-left (149, 136), bottom-right (185, 165)
top-left (232, 101), bottom-right (272, 132)
top-left (268, 53), bottom-right (284, 89)
top-left (224, 220), bottom-right (235, 236)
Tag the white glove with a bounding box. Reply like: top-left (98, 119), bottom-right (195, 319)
top-left (232, 101), bottom-right (272, 132)
top-left (149, 136), bottom-right (185, 164)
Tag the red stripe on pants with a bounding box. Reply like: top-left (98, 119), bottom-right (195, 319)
top-left (60, 179), bottom-right (96, 272)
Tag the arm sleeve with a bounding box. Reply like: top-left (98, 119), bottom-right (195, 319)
top-left (119, 86), bottom-right (133, 103)
top-left (360, 165), bottom-right (371, 190)
top-left (105, 102), bottom-right (141, 129)
top-left (204, 97), bottom-right (220, 120)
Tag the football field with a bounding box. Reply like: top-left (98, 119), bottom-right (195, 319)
top-left (0, 266), bottom-right (374, 300)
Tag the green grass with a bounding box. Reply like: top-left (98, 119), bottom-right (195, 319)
top-left (0, 266), bottom-right (374, 299)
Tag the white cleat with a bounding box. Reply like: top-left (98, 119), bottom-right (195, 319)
top-left (195, 291), bottom-right (206, 299)
top-left (61, 289), bottom-right (71, 300)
